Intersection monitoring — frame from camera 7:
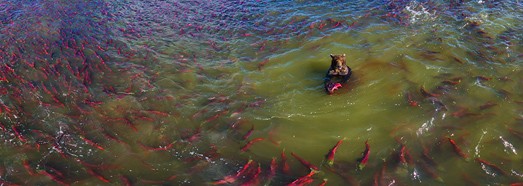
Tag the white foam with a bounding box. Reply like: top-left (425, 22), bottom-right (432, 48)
top-left (499, 136), bottom-right (517, 155)
top-left (404, 2), bottom-right (438, 24)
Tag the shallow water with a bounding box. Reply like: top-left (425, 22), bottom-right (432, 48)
top-left (0, 0), bottom-right (522, 185)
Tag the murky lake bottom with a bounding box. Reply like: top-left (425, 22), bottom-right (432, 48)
top-left (0, 0), bottom-right (522, 185)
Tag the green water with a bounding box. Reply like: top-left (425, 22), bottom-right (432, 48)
top-left (231, 21), bottom-right (522, 185)
top-left (0, 0), bottom-right (522, 185)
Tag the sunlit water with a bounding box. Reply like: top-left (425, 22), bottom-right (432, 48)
top-left (0, 0), bottom-right (522, 185)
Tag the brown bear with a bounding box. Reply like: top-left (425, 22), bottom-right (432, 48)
top-left (325, 54), bottom-right (352, 94)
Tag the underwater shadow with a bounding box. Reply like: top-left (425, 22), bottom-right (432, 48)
top-left (306, 61), bottom-right (360, 94)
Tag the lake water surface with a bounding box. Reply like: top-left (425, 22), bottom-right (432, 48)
top-left (0, 0), bottom-right (522, 185)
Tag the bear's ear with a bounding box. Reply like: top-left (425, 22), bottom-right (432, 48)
top-left (330, 54), bottom-right (334, 58)
top-left (342, 54), bottom-right (346, 57)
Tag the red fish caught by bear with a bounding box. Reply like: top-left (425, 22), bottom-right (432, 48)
top-left (325, 82), bottom-right (342, 94)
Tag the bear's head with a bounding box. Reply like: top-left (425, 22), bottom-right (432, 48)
top-left (330, 54), bottom-right (346, 72)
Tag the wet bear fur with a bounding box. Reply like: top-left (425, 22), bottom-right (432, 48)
top-left (324, 54), bottom-right (352, 93)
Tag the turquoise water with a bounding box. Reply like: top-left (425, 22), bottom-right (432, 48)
top-left (0, 0), bottom-right (522, 185)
